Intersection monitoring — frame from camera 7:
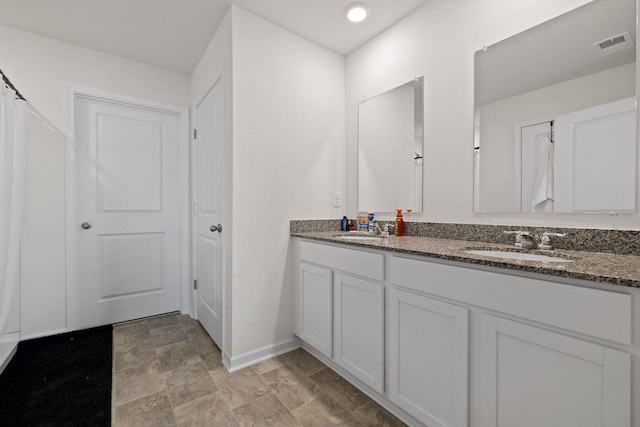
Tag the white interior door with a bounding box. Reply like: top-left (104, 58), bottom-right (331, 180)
top-left (194, 78), bottom-right (224, 349)
top-left (74, 95), bottom-right (183, 329)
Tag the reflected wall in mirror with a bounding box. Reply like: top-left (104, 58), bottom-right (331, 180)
top-left (359, 77), bottom-right (424, 213)
top-left (474, 0), bottom-right (636, 213)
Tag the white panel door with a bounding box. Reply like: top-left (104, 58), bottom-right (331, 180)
top-left (194, 78), bottom-right (225, 349)
top-left (554, 97), bottom-right (636, 212)
top-left (333, 273), bottom-right (384, 393)
top-left (295, 262), bottom-right (332, 358)
top-left (481, 315), bottom-right (630, 427)
top-left (75, 96), bottom-right (182, 328)
top-left (388, 288), bottom-right (469, 427)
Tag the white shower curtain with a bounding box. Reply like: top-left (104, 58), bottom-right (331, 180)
top-left (0, 79), bottom-right (27, 340)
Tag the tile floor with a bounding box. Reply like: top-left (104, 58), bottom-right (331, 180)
top-left (112, 314), bottom-right (407, 426)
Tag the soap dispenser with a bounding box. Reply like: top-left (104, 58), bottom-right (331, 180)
top-left (395, 209), bottom-right (405, 236)
top-left (341, 216), bottom-right (348, 231)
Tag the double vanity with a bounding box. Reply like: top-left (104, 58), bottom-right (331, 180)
top-left (291, 222), bottom-right (639, 427)
top-left (327, 0), bottom-right (639, 425)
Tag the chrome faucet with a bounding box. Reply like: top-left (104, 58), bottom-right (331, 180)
top-left (504, 230), bottom-right (566, 250)
top-left (370, 222), bottom-right (393, 237)
top-left (371, 222), bottom-right (384, 234)
top-left (520, 232), bottom-right (538, 250)
top-left (504, 230), bottom-right (537, 249)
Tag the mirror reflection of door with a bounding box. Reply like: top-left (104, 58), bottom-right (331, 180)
top-left (554, 96), bottom-right (636, 212)
top-left (519, 121), bottom-right (554, 213)
top-left (474, 0), bottom-right (636, 214)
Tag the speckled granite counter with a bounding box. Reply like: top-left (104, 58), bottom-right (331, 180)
top-left (291, 231), bottom-right (640, 288)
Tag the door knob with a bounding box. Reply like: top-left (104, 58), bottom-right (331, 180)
top-left (81, 222), bottom-right (92, 230)
top-left (210, 224), bottom-right (222, 233)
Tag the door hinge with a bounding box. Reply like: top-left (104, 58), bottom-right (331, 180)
top-left (193, 279), bottom-right (198, 290)
top-left (193, 129), bottom-right (197, 139)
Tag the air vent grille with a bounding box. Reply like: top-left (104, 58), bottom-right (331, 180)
top-left (593, 32), bottom-right (635, 56)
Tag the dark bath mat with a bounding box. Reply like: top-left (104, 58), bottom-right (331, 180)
top-left (0, 325), bottom-right (112, 426)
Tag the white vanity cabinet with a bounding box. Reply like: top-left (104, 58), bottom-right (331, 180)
top-left (293, 238), bottom-right (634, 427)
top-left (388, 288), bottom-right (469, 427)
top-left (390, 254), bottom-right (631, 427)
top-left (294, 240), bottom-right (386, 390)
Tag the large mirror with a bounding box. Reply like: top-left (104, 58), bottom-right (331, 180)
top-left (359, 77), bottom-right (424, 213)
top-left (474, 0), bottom-right (636, 213)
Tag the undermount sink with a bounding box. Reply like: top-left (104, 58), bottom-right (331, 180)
top-left (464, 249), bottom-right (573, 263)
top-left (335, 235), bottom-right (384, 242)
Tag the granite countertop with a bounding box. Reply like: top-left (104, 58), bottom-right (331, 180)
top-left (291, 231), bottom-right (640, 288)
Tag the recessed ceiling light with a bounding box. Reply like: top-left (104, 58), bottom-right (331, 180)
top-left (346, 2), bottom-right (369, 23)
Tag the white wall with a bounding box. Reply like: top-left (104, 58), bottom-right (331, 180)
top-left (345, 0), bottom-right (640, 229)
top-left (231, 7), bottom-right (345, 357)
top-left (190, 9), bottom-right (234, 356)
top-left (0, 24), bottom-right (190, 338)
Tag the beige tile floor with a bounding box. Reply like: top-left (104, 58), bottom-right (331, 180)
top-left (112, 314), bottom-right (407, 426)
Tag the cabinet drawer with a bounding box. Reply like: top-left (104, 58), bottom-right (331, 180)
top-left (390, 255), bottom-right (631, 345)
top-left (298, 240), bottom-right (384, 282)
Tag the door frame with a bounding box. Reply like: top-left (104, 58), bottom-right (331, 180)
top-left (64, 86), bottom-right (190, 332)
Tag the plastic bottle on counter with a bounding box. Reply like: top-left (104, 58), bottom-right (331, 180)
top-left (395, 209), bottom-right (405, 236)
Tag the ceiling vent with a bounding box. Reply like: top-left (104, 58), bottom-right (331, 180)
top-left (593, 31), bottom-right (635, 56)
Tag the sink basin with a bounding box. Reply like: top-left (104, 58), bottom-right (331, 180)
top-left (464, 250), bottom-right (573, 263)
top-left (335, 235), bottom-right (384, 242)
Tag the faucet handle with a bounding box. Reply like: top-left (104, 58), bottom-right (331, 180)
top-left (504, 230), bottom-right (524, 247)
top-left (542, 232), bottom-right (566, 238)
top-left (539, 232), bottom-right (566, 250)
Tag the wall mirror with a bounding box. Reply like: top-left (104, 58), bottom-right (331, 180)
top-left (474, 0), bottom-right (636, 213)
top-left (359, 77), bottom-right (424, 213)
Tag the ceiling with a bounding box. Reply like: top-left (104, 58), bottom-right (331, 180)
top-left (0, 0), bottom-right (428, 75)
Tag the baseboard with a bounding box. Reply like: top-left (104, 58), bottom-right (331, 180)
top-left (224, 337), bottom-right (301, 373)
top-left (302, 343), bottom-right (423, 427)
top-left (0, 334), bottom-right (20, 375)
top-left (19, 328), bottom-right (68, 341)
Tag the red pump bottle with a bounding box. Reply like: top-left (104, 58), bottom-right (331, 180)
top-left (395, 209), bottom-right (405, 236)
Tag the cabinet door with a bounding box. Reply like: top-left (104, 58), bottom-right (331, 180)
top-left (481, 314), bottom-right (630, 427)
top-left (295, 262), bottom-right (332, 358)
top-left (388, 288), bottom-right (469, 427)
top-left (334, 273), bottom-right (384, 393)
